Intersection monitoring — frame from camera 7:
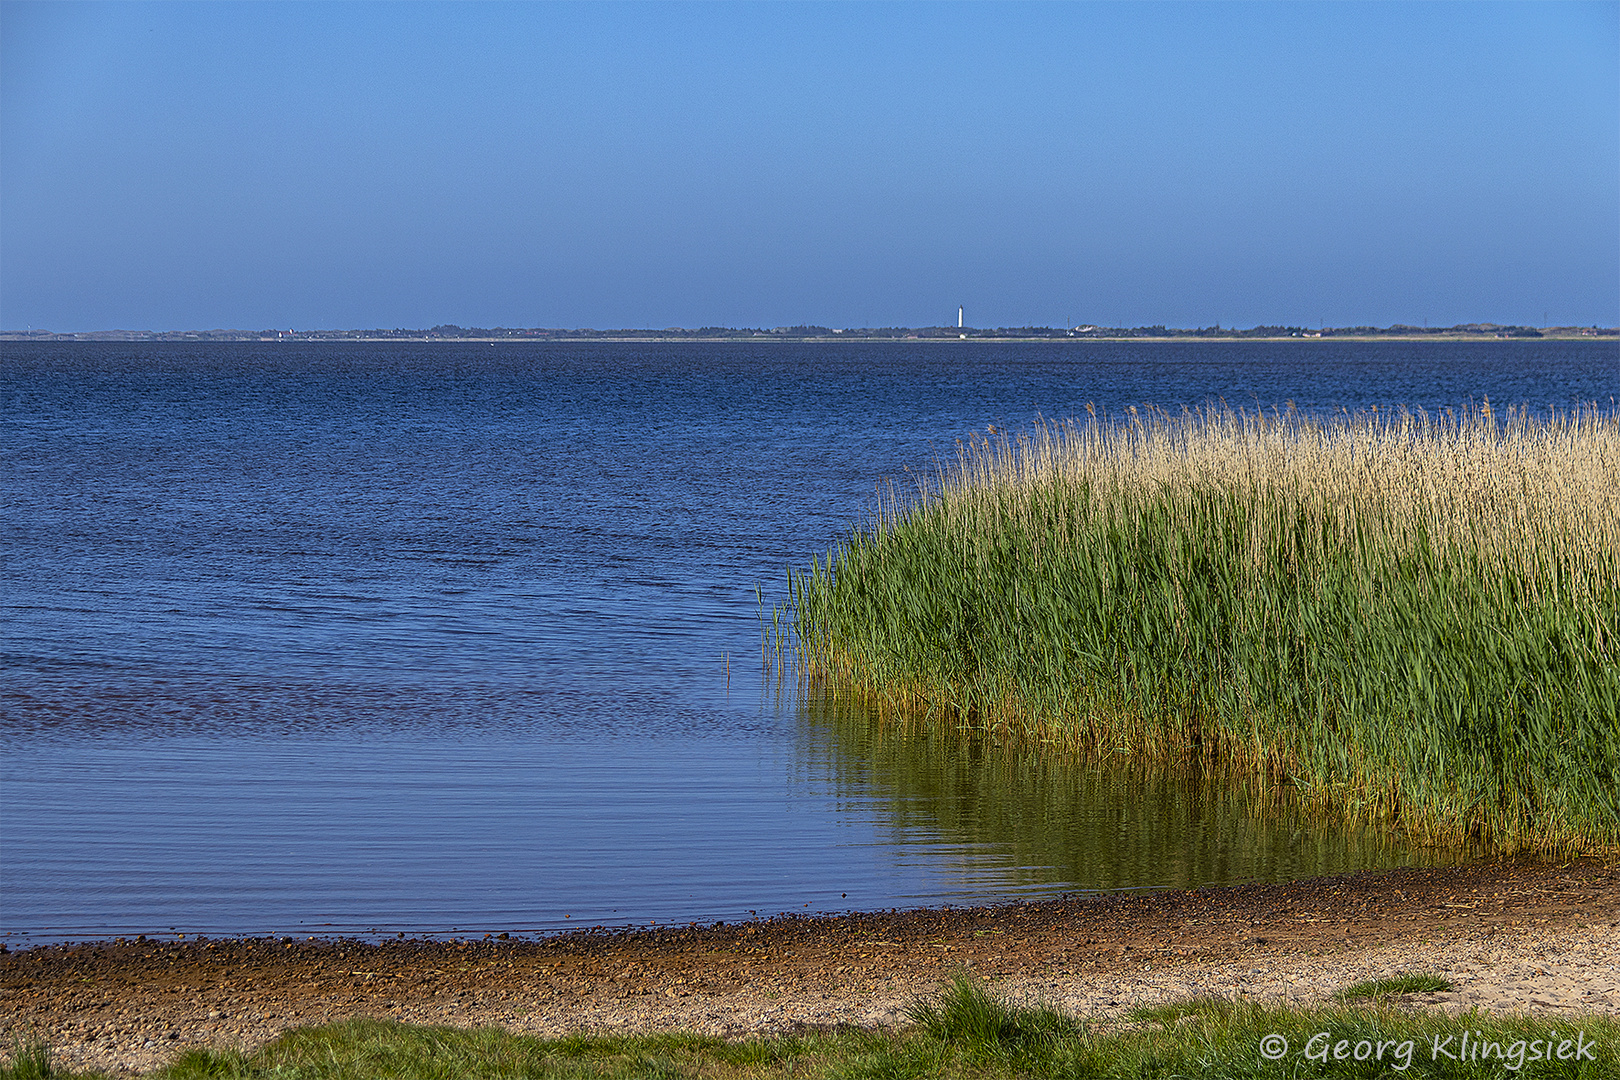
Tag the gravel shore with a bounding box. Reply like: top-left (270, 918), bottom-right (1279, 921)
top-left (4, 859), bottom-right (1615, 1077)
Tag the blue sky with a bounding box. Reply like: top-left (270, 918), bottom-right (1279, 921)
top-left (3, 1), bottom-right (1616, 331)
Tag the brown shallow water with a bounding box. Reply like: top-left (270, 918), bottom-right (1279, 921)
top-left (4, 859), bottom-right (1616, 1076)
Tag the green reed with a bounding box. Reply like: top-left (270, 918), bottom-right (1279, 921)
top-left (787, 404), bottom-right (1620, 852)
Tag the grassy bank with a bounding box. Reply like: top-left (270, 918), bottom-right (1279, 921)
top-left (786, 404), bottom-right (1620, 852)
top-left (9, 977), bottom-right (1618, 1079)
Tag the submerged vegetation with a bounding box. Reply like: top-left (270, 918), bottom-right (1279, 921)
top-left (785, 404), bottom-right (1620, 852)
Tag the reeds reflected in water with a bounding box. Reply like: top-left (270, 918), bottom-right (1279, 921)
top-left (787, 404), bottom-right (1620, 853)
top-left (798, 688), bottom-right (1424, 895)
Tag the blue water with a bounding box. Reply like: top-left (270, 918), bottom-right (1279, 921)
top-left (3, 339), bottom-right (1615, 944)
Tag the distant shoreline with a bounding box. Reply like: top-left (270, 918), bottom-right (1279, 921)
top-left (4, 329), bottom-right (1615, 344)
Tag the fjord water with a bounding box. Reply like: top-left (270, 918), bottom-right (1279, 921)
top-left (3, 340), bottom-right (1614, 944)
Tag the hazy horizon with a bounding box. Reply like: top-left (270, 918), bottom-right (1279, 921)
top-left (7, 319), bottom-right (1615, 336)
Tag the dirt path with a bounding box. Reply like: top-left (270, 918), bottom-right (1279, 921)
top-left (4, 859), bottom-right (1616, 1077)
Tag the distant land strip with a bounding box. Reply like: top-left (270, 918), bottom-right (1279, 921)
top-left (3, 322), bottom-right (1616, 343)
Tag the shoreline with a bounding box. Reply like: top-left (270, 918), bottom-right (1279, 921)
top-left (5, 858), bottom-right (1616, 1077)
top-left (5, 334), bottom-right (1615, 344)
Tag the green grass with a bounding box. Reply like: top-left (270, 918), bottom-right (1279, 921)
top-left (1338, 975), bottom-right (1456, 1002)
top-left (9, 977), bottom-right (1618, 1079)
top-left (909, 972), bottom-right (1085, 1050)
top-left (783, 404), bottom-right (1620, 853)
top-left (0, 1043), bottom-right (56, 1080)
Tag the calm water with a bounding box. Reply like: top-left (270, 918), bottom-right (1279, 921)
top-left (3, 340), bottom-right (1614, 944)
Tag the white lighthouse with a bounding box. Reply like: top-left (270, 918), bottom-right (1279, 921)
top-left (958, 305), bottom-right (964, 329)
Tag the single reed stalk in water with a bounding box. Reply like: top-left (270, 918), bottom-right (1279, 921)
top-left (787, 403), bottom-right (1620, 853)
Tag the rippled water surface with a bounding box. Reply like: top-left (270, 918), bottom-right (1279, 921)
top-left (3, 340), bottom-right (1614, 943)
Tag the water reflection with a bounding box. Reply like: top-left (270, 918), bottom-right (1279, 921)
top-left (13, 340), bottom-right (1556, 944)
top-left (798, 689), bottom-right (1441, 897)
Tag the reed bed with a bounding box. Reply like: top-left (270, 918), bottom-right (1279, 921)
top-left (787, 403), bottom-right (1620, 852)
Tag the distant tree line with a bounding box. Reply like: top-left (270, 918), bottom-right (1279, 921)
top-left (6, 323), bottom-right (1613, 342)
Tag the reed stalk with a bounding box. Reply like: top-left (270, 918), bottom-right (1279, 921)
top-left (787, 403), bottom-right (1620, 852)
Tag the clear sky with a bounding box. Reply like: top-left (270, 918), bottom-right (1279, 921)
top-left (3, 1), bottom-right (1616, 332)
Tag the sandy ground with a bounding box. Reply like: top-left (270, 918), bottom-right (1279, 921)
top-left (3, 859), bottom-right (1616, 1076)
